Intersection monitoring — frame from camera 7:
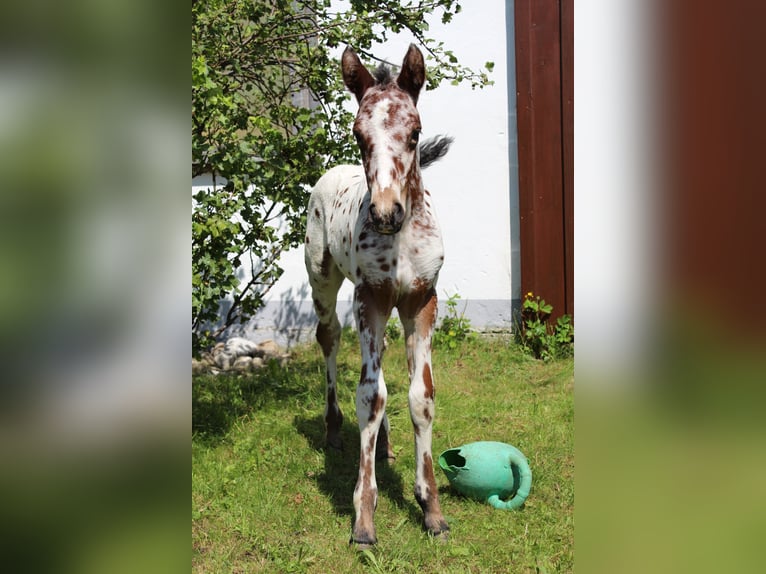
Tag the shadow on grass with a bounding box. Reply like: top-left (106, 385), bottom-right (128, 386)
top-left (294, 413), bottom-right (423, 535)
top-left (192, 355), bottom-right (323, 444)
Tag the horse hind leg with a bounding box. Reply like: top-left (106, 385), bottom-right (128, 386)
top-left (316, 309), bottom-right (343, 450)
top-left (376, 412), bottom-right (395, 461)
top-left (308, 255), bottom-right (346, 451)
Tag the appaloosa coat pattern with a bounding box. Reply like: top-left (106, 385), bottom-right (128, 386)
top-left (305, 45), bottom-right (451, 547)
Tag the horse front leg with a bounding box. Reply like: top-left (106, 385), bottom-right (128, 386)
top-left (350, 283), bottom-right (392, 547)
top-left (401, 287), bottom-right (449, 538)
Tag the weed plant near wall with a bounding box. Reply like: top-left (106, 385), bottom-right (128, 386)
top-left (433, 292), bottom-right (475, 349)
top-left (515, 292), bottom-right (574, 360)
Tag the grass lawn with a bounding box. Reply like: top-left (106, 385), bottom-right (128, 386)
top-left (192, 331), bottom-right (573, 573)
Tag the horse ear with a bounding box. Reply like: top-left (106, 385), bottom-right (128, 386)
top-left (397, 44), bottom-right (426, 104)
top-left (342, 47), bottom-right (375, 103)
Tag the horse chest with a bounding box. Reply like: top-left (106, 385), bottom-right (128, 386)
top-left (352, 216), bottom-right (443, 290)
top-left (325, 178), bottom-right (442, 289)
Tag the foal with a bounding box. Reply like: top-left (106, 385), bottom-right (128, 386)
top-left (305, 45), bottom-right (450, 546)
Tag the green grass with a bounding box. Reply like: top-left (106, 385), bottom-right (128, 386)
top-left (193, 331), bottom-right (573, 573)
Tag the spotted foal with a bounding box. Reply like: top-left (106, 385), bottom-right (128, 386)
top-left (304, 45), bottom-right (450, 547)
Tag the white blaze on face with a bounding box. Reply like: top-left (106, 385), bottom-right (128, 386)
top-left (367, 98), bottom-right (397, 194)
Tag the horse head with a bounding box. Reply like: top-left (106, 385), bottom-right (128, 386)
top-left (342, 44), bottom-right (426, 235)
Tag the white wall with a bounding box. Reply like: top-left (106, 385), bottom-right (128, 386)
top-left (196, 1), bottom-right (519, 345)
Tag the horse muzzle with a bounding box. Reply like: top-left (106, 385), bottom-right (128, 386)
top-left (369, 202), bottom-right (404, 235)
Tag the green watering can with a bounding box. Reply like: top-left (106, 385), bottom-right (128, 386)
top-left (438, 441), bottom-right (532, 510)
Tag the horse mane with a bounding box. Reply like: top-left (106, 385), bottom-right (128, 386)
top-left (373, 64), bottom-right (393, 85)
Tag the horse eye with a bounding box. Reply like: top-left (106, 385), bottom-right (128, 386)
top-left (409, 129), bottom-right (421, 148)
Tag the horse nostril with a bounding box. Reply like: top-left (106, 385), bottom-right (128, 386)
top-left (393, 202), bottom-right (404, 222)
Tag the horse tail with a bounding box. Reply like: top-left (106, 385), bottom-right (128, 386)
top-left (419, 135), bottom-right (454, 169)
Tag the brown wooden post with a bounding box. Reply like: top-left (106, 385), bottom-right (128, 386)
top-left (561, 0), bottom-right (574, 318)
top-left (515, 0), bottom-right (574, 320)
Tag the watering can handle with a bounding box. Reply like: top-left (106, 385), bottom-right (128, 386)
top-left (487, 450), bottom-right (533, 510)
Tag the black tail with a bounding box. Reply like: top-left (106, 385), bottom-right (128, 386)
top-left (419, 135), bottom-right (454, 169)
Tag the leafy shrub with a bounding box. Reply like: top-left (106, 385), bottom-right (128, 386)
top-left (515, 292), bottom-right (574, 360)
top-left (191, 0), bottom-right (493, 356)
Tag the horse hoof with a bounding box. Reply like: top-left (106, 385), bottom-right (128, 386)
top-left (426, 517), bottom-right (450, 539)
top-left (349, 535), bottom-right (377, 550)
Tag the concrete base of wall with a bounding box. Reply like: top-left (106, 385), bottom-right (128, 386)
top-left (217, 298), bottom-right (521, 349)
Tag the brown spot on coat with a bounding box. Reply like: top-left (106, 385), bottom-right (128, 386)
top-left (360, 453), bottom-right (376, 516)
top-left (421, 453), bottom-right (439, 509)
top-left (416, 290), bottom-right (438, 338)
top-left (320, 248), bottom-right (334, 278)
top-left (316, 322), bottom-right (335, 357)
top-left (397, 283), bottom-right (436, 334)
top-left (367, 392), bottom-right (385, 422)
top-left (325, 388), bottom-right (343, 432)
top-left (423, 363), bottom-right (434, 399)
top-left (354, 281), bottom-right (397, 358)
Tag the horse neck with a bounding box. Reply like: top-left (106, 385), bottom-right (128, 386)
top-left (405, 164), bottom-right (426, 213)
